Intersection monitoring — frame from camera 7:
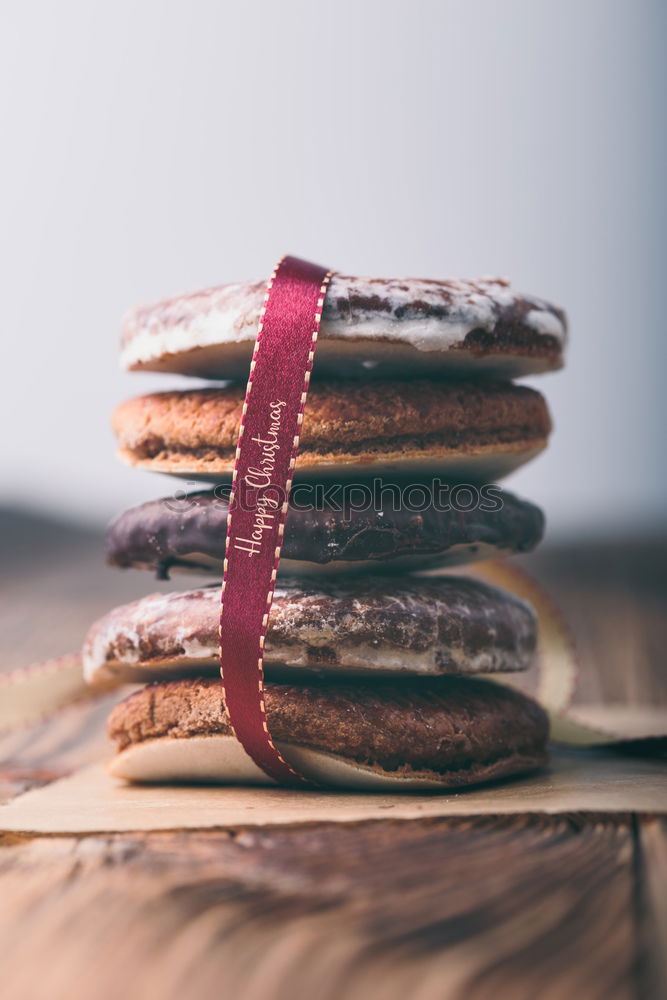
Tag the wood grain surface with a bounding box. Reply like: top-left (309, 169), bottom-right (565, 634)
top-left (0, 815), bottom-right (650, 1000)
top-left (1, 509), bottom-right (666, 1000)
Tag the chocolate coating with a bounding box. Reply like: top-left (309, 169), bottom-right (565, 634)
top-left (106, 486), bottom-right (544, 577)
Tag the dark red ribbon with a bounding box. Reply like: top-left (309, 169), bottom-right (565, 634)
top-left (219, 255), bottom-right (332, 785)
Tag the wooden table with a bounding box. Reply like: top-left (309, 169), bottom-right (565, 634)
top-left (1, 509), bottom-right (666, 1000)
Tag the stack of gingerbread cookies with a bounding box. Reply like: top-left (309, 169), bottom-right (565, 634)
top-left (82, 273), bottom-right (566, 789)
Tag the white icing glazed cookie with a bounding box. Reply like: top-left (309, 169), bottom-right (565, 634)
top-left (82, 576), bottom-right (537, 686)
top-left (120, 275), bottom-right (567, 380)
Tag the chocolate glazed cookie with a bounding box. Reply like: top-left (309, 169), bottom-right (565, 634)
top-left (106, 486), bottom-right (544, 577)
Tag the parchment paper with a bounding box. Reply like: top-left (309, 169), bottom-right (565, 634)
top-left (1, 747), bottom-right (666, 834)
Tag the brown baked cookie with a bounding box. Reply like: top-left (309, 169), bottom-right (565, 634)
top-left (107, 676), bottom-right (549, 790)
top-left (105, 486), bottom-right (544, 577)
top-left (82, 576), bottom-right (537, 686)
top-left (120, 275), bottom-right (566, 380)
top-left (112, 380), bottom-right (551, 482)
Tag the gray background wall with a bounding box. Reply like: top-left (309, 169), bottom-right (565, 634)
top-left (1, 0), bottom-right (665, 539)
